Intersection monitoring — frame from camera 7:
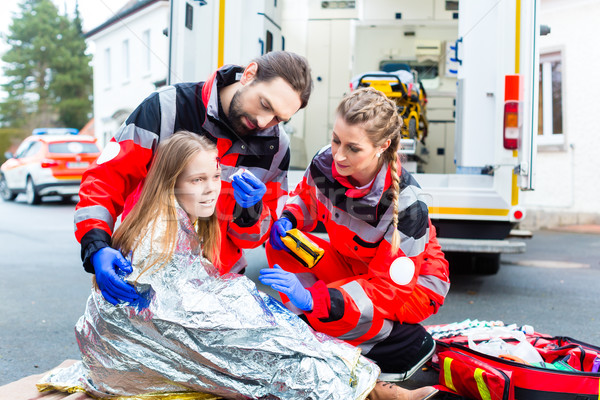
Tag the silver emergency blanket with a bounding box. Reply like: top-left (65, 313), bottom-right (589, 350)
top-left (38, 207), bottom-right (379, 399)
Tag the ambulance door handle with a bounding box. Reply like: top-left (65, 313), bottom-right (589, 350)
top-left (258, 38), bottom-right (265, 55)
top-left (452, 37), bottom-right (463, 66)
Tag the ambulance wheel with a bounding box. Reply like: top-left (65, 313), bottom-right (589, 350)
top-left (446, 252), bottom-right (501, 275)
top-left (474, 253), bottom-right (501, 275)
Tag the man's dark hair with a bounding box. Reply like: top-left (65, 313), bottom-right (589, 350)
top-left (252, 51), bottom-right (313, 109)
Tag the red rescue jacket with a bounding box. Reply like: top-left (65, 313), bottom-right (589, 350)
top-left (282, 146), bottom-right (450, 344)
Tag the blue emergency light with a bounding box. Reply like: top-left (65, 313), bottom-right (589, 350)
top-left (32, 128), bottom-right (79, 135)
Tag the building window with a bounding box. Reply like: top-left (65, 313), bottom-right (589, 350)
top-left (143, 30), bottom-right (151, 72)
top-left (445, 1), bottom-right (458, 11)
top-left (122, 39), bottom-right (130, 82)
top-left (538, 51), bottom-right (564, 145)
top-left (266, 30), bottom-right (273, 53)
top-left (104, 48), bottom-right (111, 88)
top-left (185, 3), bottom-right (193, 30)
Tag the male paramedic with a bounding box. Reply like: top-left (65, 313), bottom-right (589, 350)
top-left (74, 51), bottom-right (313, 306)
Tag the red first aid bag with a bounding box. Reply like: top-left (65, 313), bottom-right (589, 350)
top-left (432, 331), bottom-right (600, 400)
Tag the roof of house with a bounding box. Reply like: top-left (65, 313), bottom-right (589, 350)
top-left (85, 0), bottom-right (168, 38)
top-left (79, 118), bottom-right (95, 137)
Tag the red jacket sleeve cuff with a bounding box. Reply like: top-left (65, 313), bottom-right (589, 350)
top-left (305, 280), bottom-right (330, 319)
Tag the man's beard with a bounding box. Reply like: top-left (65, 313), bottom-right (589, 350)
top-left (227, 89), bottom-right (258, 136)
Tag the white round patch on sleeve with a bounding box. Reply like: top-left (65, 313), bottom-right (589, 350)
top-left (389, 257), bottom-right (415, 286)
top-left (96, 141), bottom-right (121, 165)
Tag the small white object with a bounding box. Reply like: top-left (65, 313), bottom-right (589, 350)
top-left (96, 142), bottom-right (121, 165)
top-left (521, 325), bottom-right (535, 335)
top-left (231, 168), bottom-right (248, 180)
top-left (388, 257), bottom-right (415, 286)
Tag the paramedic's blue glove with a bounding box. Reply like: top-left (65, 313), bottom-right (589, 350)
top-left (92, 247), bottom-right (140, 306)
top-left (259, 265), bottom-right (313, 311)
top-left (270, 217), bottom-right (293, 251)
top-left (231, 172), bottom-right (267, 208)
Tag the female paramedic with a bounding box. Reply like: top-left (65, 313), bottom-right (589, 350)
top-left (260, 87), bottom-right (451, 382)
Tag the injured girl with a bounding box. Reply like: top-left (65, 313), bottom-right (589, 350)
top-left (38, 131), bottom-right (436, 400)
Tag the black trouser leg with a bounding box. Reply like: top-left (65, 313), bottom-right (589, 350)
top-left (365, 322), bottom-right (432, 373)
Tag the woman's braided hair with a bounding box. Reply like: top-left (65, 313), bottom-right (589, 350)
top-left (336, 87), bottom-right (404, 253)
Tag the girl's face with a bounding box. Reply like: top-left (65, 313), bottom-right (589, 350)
top-left (331, 116), bottom-right (390, 187)
top-left (175, 150), bottom-right (221, 221)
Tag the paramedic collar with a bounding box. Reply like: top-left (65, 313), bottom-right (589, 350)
top-left (205, 65), bottom-right (244, 134)
top-left (202, 65), bottom-right (280, 141)
top-left (332, 160), bottom-right (392, 200)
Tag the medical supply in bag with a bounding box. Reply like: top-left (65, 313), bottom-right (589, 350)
top-left (428, 319), bottom-right (506, 340)
top-left (593, 357), bottom-right (600, 373)
top-left (467, 327), bottom-right (544, 364)
top-left (281, 228), bottom-right (325, 268)
top-left (427, 320), bottom-right (600, 400)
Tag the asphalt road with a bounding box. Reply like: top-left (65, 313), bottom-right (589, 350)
top-left (1, 194), bottom-right (600, 387)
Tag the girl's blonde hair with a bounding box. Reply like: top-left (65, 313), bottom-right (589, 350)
top-left (112, 131), bottom-right (221, 276)
top-left (336, 87), bottom-right (404, 253)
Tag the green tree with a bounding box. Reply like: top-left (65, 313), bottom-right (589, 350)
top-left (0, 0), bottom-right (92, 130)
top-left (52, 1), bottom-right (92, 128)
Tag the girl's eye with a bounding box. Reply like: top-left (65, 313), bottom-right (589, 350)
top-left (332, 138), bottom-right (340, 144)
top-left (192, 178), bottom-right (203, 183)
top-left (349, 147), bottom-right (360, 153)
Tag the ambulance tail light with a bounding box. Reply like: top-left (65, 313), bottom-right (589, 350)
top-left (503, 101), bottom-right (520, 150)
top-left (504, 75), bottom-right (522, 150)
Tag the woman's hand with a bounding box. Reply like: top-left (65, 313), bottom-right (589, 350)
top-left (259, 265), bottom-right (313, 311)
top-left (269, 217), bottom-right (292, 251)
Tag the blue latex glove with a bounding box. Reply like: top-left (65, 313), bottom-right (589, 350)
top-left (270, 217), bottom-right (293, 251)
top-left (231, 172), bottom-right (267, 208)
top-left (92, 247), bottom-right (140, 306)
top-left (259, 265), bottom-right (313, 311)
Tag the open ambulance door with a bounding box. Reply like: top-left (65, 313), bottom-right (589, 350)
top-left (427, 0), bottom-right (540, 274)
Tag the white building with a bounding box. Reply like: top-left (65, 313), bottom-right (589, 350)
top-left (86, 0), bottom-right (170, 148)
top-left (521, 0), bottom-right (600, 229)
